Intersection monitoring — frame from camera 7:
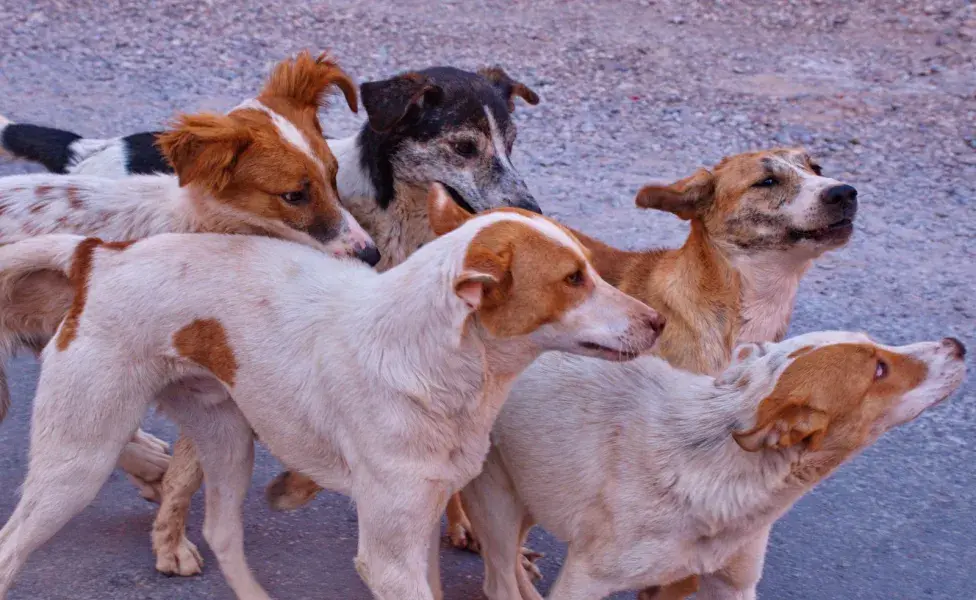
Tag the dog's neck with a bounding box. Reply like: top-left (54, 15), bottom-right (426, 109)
top-left (578, 221), bottom-right (808, 375)
top-left (727, 248), bottom-right (811, 345)
top-left (356, 231), bottom-right (540, 418)
top-left (328, 132), bottom-right (435, 273)
top-left (644, 369), bottom-right (847, 538)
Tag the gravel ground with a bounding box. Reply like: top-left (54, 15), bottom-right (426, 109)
top-left (0, 1), bottom-right (974, 599)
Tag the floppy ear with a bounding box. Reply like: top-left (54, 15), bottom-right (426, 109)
top-left (156, 113), bottom-right (252, 192)
top-left (427, 183), bottom-right (472, 236)
top-left (635, 168), bottom-right (715, 220)
top-left (361, 73), bottom-right (443, 133)
top-left (478, 66), bottom-right (540, 112)
top-left (454, 245), bottom-right (512, 310)
top-left (733, 399), bottom-right (830, 452)
top-left (262, 50), bottom-right (358, 114)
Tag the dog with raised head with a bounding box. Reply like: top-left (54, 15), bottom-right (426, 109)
top-left (461, 332), bottom-right (965, 600)
top-left (1, 63), bottom-right (545, 570)
top-left (0, 50), bottom-right (373, 507)
top-left (0, 183), bottom-right (663, 600)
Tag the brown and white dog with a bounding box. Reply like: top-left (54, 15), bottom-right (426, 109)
top-left (1, 63), bottom-right (545, 574)
top-left (0, 51), bottom-right (373, 505)
top-left (461, 332), bottom-right (966, 600)
top-left (269, 148), bottom-right (861, 569)
top-left (0, 185), bottom-right (664, 600)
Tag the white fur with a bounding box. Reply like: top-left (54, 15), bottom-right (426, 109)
top-left (0, 209), bottom-right (662, 599)
top-left (68, 138), bottom-right (129, 178)
top-left (461, 331), bottom-right (966, 600)
top-left (329, 135), bottom-right (377, 200)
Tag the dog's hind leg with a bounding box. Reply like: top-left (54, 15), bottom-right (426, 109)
top-left (0, 349), bottom-right (155, 595)
top-left (164, 385), bottom-right (269, 599)
top-left (152, 434), bottom-right (204, 576)
top-left (460, 447), bottom-right (536, 600)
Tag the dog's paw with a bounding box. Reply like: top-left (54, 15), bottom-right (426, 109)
top-left (155, 535), bottom-right (204, 577)
top-left (266, 471), bottom-right (322, 511)
top-left (447, 520), bottom-right (481, 553)
top-left (520, 546), bottom-right (545, 582)
top-left (133, 429), bottom-right (171, 455)
top-left (126, 474), bottom-right (163, 504)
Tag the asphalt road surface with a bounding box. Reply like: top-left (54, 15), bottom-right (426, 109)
top-left (1, 1), bottom-right (974, 598)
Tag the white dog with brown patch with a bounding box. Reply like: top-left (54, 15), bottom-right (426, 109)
top-left (0, 51), bottom-right (377, 500)
top-left (461, 332), bottom-right (965, 600)
top-left (0, 184), bottom-right (663, 600)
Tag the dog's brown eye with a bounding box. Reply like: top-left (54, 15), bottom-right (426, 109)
top-left (810, 164), bottom-right (823, 176)
top-left (453, 140), bottom-right (478, 158)
top-left (565, 270), bottom-right (585, 286)
top-left (753, 177), bottom-right (777, 188)
top-left (281, 189), bottom-right (310, 205)
top-left (874, 359), bottom-right (888, 380)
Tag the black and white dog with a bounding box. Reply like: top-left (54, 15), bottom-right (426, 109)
top-left (0, 66), bottom-right (541, 269)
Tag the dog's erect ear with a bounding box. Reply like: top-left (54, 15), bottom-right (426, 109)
top-left (478, 66), bottom-right (540, 112)
top-left (454, 245), bottom-right (512, 310)
top-left (733, 398), bottom-right (831, 452)
top-left (261, 50), bottom-right (358, 114)
top-left (635, 169), bottom-right (715, 220)
top-left (157, 113), bottom-right (252, 192)
top-left (361, 73), bottom-right (443, 133)
top-left (428, 183), bottom-right (472, 236)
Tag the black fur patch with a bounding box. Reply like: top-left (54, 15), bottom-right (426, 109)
top-left (359, 67), bottom-right (513, 209)
top-left (1, 124), bottom-right (82, 174)
top-left (123, 131), bottom-right (171, 175)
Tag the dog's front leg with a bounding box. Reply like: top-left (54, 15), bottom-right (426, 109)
top-left (694, 527), bottom-right (769, 600)
top-left (152, 434), bottom-right (205, 576)
top-left (354, 481), bottom-right (449, 600)
top-left (545, 550), bottom-right (616, 600)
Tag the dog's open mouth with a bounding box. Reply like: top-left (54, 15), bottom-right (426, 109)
top-left (578, 341), bottom-right (642, 362)
top-left (443, 184), bottom-right (476, 214)
top-left (789, 218), bottom-right (854, 242)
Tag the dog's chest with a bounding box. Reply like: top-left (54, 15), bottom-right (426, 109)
top-left (342, 187), bottom-right (435, 272)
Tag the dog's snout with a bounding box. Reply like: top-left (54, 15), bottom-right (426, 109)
top-left (515, 197), bottom-right (543, 215)
top-left (355, 244), bottom-right (382, 267)
top-left (645, 312), bottom-right (666, 336)
top-left (822, 184), bottom-right (857, 207)
top-left (942, 337), bottom-right (966, 360)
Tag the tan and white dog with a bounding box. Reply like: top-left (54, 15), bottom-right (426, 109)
top-left (0, 51), bottom-right (375, 504)
top-left (461, 332), bottom-right (966, 600)
top-left (0, 185), bottom-right (663, 600)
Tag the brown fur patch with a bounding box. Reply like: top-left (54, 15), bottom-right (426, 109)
top-left (173, 318), bottom-right (238, 386)
top-left (35, 185), bottom-right (54, 200)
top-left (66, 186), bottom-right (84, 210)
top-left (55, 237), bottom-right (104, 351)
top-left (102, 240), bottom-right (137, 251)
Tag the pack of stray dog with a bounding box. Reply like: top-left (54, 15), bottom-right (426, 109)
top-left (0, 48), bottom-right (966, 600)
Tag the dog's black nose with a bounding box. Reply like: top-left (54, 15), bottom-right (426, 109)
top-left (822, 184), bottom-right (857, 206)
top-left (355, 244), bottom-right (382, 267)
top-left (943, 337), bottom-right (966, 359)
top-left (515, 197), bottom-right (543, 215)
